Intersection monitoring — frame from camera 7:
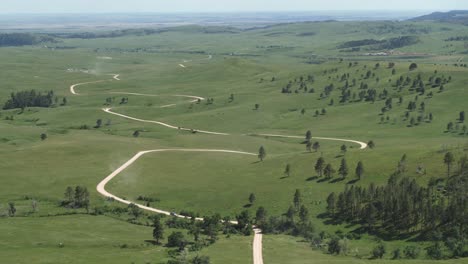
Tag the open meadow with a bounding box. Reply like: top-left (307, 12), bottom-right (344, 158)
top-left (0, 17), bottom-right (467, 263)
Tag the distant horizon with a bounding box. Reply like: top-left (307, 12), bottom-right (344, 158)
top-left (1, 0), bottom-right (467, 14)
top-left (0, 9), bottom-right (461, 15)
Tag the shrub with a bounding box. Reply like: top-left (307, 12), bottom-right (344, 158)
top-left (403, 245), bottom-right (420, 259)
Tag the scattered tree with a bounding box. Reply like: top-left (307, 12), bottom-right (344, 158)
top-left (248, 193), bottom-right (256, 205)
top-left (293, 189), bottom-right (302, 209)
top-left (258, 146), bottom-right (266, 161)
top-left (338, 158), bottom-right (349, 179)
top-left (152, 215), bottom-right (164, 244)
top-left (409, 63), bottom-right (418, 71)
top-left (299, 205), bottom-right (309, 223)
top-left (355, 161), bottom-right (364, 180)
top-left (256, 206), bottom-right (267, 224)
top-left (444, 152), bottom-right (454, 177)
top-left (284, 164), bottom-right (291, 177)
top-left (167, 231), bottom-right (186, 249)
top-left (95, 119), bottom-right (102, 128)
top-left (340, 144), bottom-right (347, 155)
top-left (315, 157), bottom-right (325, 177)
top-left (312, 141), bottom-right (320, 152)
top-left (324, 163), bottom-right (335, 179)
top-left (305, 130), bottom-right (312, 142)
top-left (8, 202), bottom-right (16, 217)
top-left (306, 141), bottom-right (312, 152)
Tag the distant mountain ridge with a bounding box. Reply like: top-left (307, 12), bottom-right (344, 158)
top-left (411, 10), bottom-right (468, 25)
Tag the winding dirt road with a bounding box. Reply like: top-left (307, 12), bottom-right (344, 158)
top-left (70, 66), bottom-right (367, 264)
top-left (97, 149), bottom-right (256, 222)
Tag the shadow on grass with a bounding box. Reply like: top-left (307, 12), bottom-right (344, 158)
top-left (144, 240), bottom-right (161, 245)
top-left (243, 204), bottom-right (252, 208)
top-left (330, 178), bottom-right (345, 183)
top-left (306, 176), bottom-right (319, 181)
top-left (347, 179), bottom-right (360, 185)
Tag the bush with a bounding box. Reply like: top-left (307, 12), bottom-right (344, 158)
top-left (327, 237), bottom-right (341, 255)
top-left (403, 245), bottom-right (420, 259)
top-left (167, 231), bottom-right (186, 248)
top-left (426, 242), bottom-right (443, 260)
top-left (372, 243), bottom-right (386, 259)
top-left (409, 63), bottom-right (418, 71)
top-left (392, 248), bottom-right (401, 259)
top-left (191, 255), bottom-right (210, 264)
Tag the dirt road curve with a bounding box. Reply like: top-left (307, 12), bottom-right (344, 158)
top-left (96, 149), bottom-right (256, 222)
top-left (251, 133), bottom-right (368, 149)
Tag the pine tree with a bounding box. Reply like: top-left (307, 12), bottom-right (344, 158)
top-left (249, 193), bottom-right (256, 204)
top-left (312, 141), bottom-right (320, 152)
top-left (340, 144), bottom-right (347, 155)
top-left (152, 216), bottom-right (164, 244)
top-left (315, 157), bottom-right (325, 177)
top-left (286, 205), bottom-right (295, 222)
top-left (256, 207), bottom-right (267, 224)
top-left (355, 161), bottom-right (364, 180)
top-left (444, 152), bottom-right (454, 177)
top-left (305, 130), bottom-right (312, 142)
top-left (299, 205), bottom-right (309, 223)
top-left (306, 141), bottom-right (312, 152)
top-left (338, 158), bottom-right (349, 179)
top-left (324, 163), bottom-right (335, 179)
top-left (284, 164), bottom-right (291, 177)
top-left (326, 193), bottom-right (336, 215)
top-left (293, 189), bottom-right (301, 209)
top-left (258, 146), bottom-right (266, 161)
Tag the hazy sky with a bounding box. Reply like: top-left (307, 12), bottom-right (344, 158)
top-left (1, 0), bottom-right (467, 13)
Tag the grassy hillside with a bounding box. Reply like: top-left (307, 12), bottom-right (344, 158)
top-left (0, 20), bottom-right (466, 263)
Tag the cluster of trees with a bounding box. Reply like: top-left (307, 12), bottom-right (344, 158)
top-left (0, 33), bottom-right (54, 47)
top-left (119, 97), bottom-right (129, 104)
top-left (279, 62), bottom-right (450, 128)
top-left (325, 153), bottom-right (467, 258)
top-left (61, 186), bottom-right (90, 211)
top-left (280, 74), bottom-right (315, 94)
top-left (445, 36), bottom-right (468, 41)
top-left (337, 39), bottom-right (385, 49)
top-left (3, 90), bottom-right (58, 110)
top-left (255, 189), bottom-right (315, 242)
top-left (314, 156), bottom-right (365, 182)
top-left (338, 36), bottom-right (419, 50)
top-left (446, 111), bottom-right (467, 134)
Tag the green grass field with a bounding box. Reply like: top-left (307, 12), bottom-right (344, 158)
top-left (0, 19), bottom-right (467, 263)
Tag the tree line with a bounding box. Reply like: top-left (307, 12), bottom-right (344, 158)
top-left (2, 90), bottom-right (64, 110)
top-left (0, 33), bottom-right (55, 47)
top-left (325, 153), bottom-right (467, 258)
